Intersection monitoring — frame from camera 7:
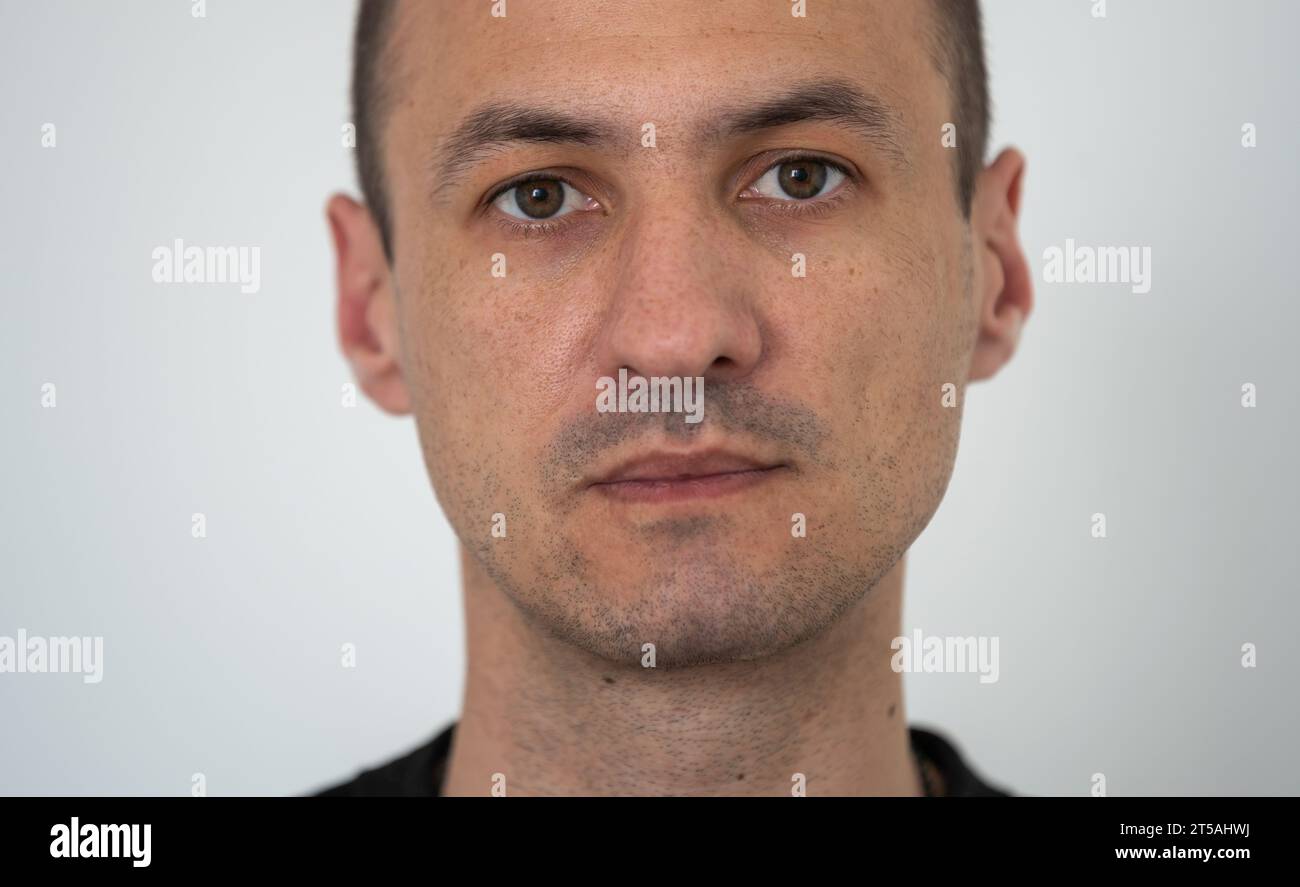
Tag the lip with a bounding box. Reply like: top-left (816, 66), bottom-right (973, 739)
top-left (588, 449), bottom-right (787, 503)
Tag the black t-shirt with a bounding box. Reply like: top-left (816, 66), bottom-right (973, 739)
top-left (315, 722), bottom-right (1012, 797)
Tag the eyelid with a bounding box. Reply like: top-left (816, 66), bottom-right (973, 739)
top-left (483, 171), bottom-right (603, 235)
top-left (738, 152), bottom-right (856, 201)
top-left (484, 167), bottom-right (606, 211)
top-left (487, 171), bottom-right (569, 205)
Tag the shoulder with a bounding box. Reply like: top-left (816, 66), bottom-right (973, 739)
top-left (312, 724), bottom-right (455, 797)
top-left (909, 725), bottom-right (1014, 797)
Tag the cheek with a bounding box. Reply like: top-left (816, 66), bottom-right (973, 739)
top-left (782, 232), bottom-right (968, 503)
top-left (795, 242), bottom-right (960, 408)
top-left (397, 249), bottom-right (603, 468)
top-left (864, 237), bottom-right (970, 512)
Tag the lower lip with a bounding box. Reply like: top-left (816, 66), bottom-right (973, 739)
top-left (590, 467), bottom-right (785, 504)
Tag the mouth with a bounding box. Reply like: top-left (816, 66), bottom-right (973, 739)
top-left (587, 449), bottom-right (788, 504)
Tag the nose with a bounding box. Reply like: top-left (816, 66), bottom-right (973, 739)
top-left (596, 207), bottom-right (763, 384)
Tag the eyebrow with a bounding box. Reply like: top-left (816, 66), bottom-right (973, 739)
top-left (702, 79), bottom-right (909, 168)
top-left (430, 78), bottom-right (909, 198)
top-left (432, 104), bottom-right (619, 198)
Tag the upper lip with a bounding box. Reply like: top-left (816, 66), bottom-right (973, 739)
top-left (589, 448), bottom-right (783, 486)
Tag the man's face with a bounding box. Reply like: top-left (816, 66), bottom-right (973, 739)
top-left (370, 0), bottom-right (989, 666)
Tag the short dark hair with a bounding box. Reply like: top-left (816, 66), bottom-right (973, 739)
top-left (928, 0), bottom-right (989, 218)
top-left (351, 0), bottom-right (988, 261)
top-left (350, 0), bottom-right (400, 259)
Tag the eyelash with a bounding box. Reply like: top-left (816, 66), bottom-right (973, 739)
top-left (743, 153), bottom-right (855, 218)
top-left (486, 174), bottom-right (573, 239)
top-left (484, 153), bottom-right (856, 237)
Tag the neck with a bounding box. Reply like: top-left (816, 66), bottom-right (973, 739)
top-left (442, 549), bottom-right (921, 796)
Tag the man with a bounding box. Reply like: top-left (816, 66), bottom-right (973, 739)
top-left (318, 0), bottom-right (1031, 797)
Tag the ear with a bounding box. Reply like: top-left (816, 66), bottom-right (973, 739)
top-left (326, 194), bottom-right (410, 414)
top-left (967, 148), bottom-right (1033, 382)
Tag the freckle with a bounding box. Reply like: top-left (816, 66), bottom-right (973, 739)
top-left (603, 676), bottom-right (615, 684)
top-left (887, 704), bottom-right (897, 718)
top-left (737, 773), bottom-right (744, 781)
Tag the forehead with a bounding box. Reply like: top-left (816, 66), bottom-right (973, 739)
top-left (385, 0), bottom-right (943, 138)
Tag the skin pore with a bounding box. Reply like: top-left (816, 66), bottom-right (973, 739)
top-left (328, 0), bottom-right (1032, 795)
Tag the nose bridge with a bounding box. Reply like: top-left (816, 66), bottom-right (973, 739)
top-left (600, 194), bottom-right (761, 380)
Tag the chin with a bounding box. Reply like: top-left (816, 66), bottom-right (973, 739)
top-left (514, 549), bottom-right (878, 668)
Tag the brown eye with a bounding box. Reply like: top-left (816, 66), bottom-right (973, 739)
top-left (777, 160), bottom-right (828, 199)
top-left (749, 157), bottom-right (846, 201)
top-left (491, 176), bottom-right (594, 223)
top-left (514, 179), bottom-right (565, 218)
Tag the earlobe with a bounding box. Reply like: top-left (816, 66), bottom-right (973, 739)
top-left (968, 148), bottom-right (1034, 383)
top-left (326, 194), bottom-right (411, 415)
